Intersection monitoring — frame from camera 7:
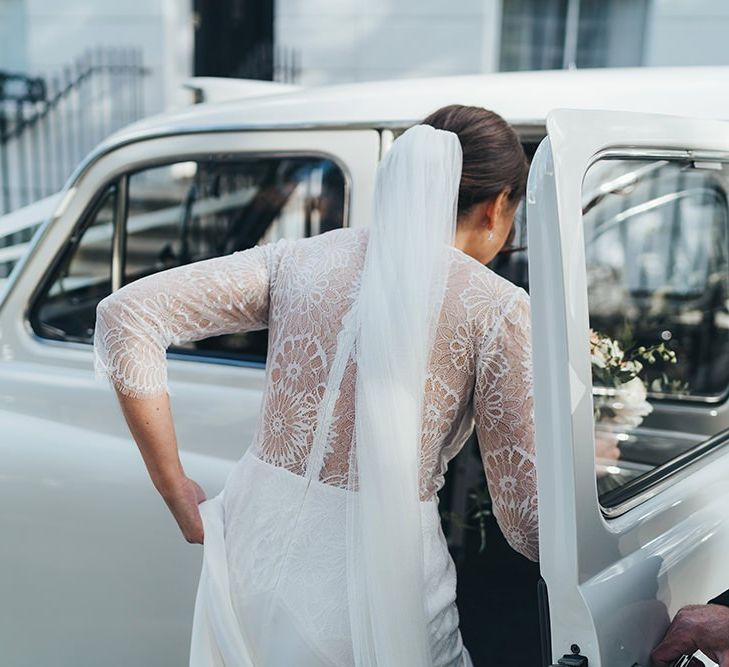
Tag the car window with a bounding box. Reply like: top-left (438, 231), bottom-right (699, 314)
top-left (582, 157), bottom-right (729, 507)
top-left (123, 156), bottom-right (347, 363)
top-left (31, 185), bottom-right (117, 342)
top-left (30, 155), bottom-right (347, 361)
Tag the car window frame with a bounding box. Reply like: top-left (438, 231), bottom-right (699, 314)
top-left (27, 148), bottom-right (354, 370)
top-left (28, 181), bottom-right (120, 344)
top-left (584, 147), bottom-right (729, 407)
top-left (581, 148), bottom-right (729, 517)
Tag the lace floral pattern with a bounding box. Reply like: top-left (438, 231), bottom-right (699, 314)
top-left (474, 291), bottom-right (538, 560)
top-left (93, 242), bottom-right (277, 399)
top-left (93, 227), bottom-right (538, 562)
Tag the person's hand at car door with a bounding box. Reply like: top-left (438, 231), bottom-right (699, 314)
top-left (650, 602), bottom-right (729, 667)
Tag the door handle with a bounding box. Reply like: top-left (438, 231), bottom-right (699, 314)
top-left (551, 655), bottom-right (587, 666)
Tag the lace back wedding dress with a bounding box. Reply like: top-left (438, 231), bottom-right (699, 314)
top-left (93, 128), bottom-right (538, 667)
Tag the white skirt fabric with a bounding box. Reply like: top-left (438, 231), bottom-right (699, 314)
top-left (189, 450), bottom-right (474, 667)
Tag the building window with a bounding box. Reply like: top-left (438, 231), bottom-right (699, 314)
top-left (499, 0), bottom-right (650, 71)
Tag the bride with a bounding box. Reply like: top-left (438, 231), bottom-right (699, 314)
top-left (93, 103), bottom-right (537, 667)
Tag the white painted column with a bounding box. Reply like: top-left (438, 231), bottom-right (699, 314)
top-left (0, 0), bottom-right (28, 71)
top-left (480, 0), bottom-right (503, 73)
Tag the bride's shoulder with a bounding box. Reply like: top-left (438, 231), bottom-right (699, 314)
top-left (446, 248), bottom-right (530, 333)
top-left (261, 227), bottom-right (367, 256)
top-left (321, 226), bottom-right (369, 248)
top-left (448, 247), bottom-right (524, 297)
top-left (264, 228), bottom-right (368, 276)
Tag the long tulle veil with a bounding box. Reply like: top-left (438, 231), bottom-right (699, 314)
top-left (346, 123), bottom-right (463, 666)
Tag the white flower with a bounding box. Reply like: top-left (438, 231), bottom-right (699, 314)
top-left (621, 359), bottom-right (643, 376)
top-left (610, 377), bottom-right (653, 428)
top-left (591, 350), bottom-right (607, 368)
top-left (607, 338), bottom-right (624, 361)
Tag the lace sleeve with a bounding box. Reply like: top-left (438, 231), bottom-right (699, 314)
top-left (93, 240), bottom-right (286, 400)
top-left (474, 289), bottom-right (539, 562)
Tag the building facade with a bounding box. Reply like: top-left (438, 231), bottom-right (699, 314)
top-left (276, 0), bottom-right (729, 84)
top-left (2, 0), bottom-right (729, 215)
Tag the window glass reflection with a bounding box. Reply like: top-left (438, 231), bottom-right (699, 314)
top-left (124, 156), bottom-right (347, 363)
top-left (583, 158), bottom-right (729, 503)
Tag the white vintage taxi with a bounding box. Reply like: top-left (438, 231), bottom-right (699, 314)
top-left (2, 66), bottom-right (729, 667)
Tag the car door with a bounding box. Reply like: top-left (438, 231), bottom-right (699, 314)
top-left (527, 109), bottom-right (729, 667)
top-left (0, 128), bottom-right (380, 666)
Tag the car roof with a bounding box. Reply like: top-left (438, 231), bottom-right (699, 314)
top-left (98, 66), bottom-right (729, 151)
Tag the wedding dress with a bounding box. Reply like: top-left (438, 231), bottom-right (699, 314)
top-left (93, 128), bottom-right (538, 667)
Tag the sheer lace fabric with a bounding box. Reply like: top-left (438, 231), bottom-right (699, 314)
top-left (93, 226), bottom-right (538, 665)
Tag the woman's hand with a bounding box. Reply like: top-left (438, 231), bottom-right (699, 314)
top-left (595, 430), bottom-right (621, 461)
top-left (110, 388), bottom-right (207, 544)
top-left (160, 476), bottom-right (207, 544)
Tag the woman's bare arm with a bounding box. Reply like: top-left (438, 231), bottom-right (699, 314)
top-left (114, 386), bottom-right (206, 543)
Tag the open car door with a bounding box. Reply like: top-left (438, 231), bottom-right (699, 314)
top-left (528, 109), bottom-right (729, 667)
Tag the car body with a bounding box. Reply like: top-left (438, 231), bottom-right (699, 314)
top-left (2, 65), bottom-right (729, 666)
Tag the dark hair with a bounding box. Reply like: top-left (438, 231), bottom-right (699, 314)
top-left (421, 104), bottom-right (529, 218)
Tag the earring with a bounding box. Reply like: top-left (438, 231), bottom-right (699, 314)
top-left (488, 231), bottom-right (494, 241)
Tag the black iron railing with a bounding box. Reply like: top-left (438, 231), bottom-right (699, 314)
top-left (274, 45), bottom-right (301, 84)
top-left (0, 46), bottom-right (148, 215)
top-left (236, 42), bottom-right (300, 84)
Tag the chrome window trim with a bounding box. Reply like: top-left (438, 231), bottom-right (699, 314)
top-left (165, 350), bottom-right (267, 371)
top-left (66, 120), bottom-right (546, 189)
top-left (584, 147), bottom-right (729, 406)
top-left (25, 330), bottom-right (269, 372)
top-left (24, 182), bottom-right (119, 343)
top-left (111, 175), bottom-right (128, 292)
top-left (600, 427), bottom-right (729, 518)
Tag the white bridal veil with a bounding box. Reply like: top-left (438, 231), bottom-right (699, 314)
top-left (347, 123), bottom-right (463, 666)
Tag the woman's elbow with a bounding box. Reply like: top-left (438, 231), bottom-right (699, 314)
top-left (504, 524), bottom-right (539, 563)
top-left (493, 499), bottom-right (540, 563)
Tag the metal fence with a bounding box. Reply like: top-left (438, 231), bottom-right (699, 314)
top-left (0, 44), bottom-right (302, 285)
top-left (238, 42), bottom-right (300, 84)
top-left (0, 47), bottom-right (148, 216)
top-left (0, 47), bottom-right (148, 283)
top-left (274, 46), bottom-right (301, 84)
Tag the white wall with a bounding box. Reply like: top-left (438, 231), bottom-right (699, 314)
top-left (277, 0), bottom-right (729, 86)
top-left (7, 0), bottom-right (194, 114)
top-left (600, 1), bottom-right (650, 68)
top-left (275, 0), bottom-right (502, 85)
top-left (0, 0), bottom-right (28, 72)
top-left (0, 0), bottom-right (194, 212)
top-left (645, 0), bottom-right (729, 66)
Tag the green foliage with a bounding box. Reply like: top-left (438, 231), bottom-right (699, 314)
top-left (441, 484), bottom-right (493, 554)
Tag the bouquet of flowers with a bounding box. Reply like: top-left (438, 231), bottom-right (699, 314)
top-left (590, 330), bottom-right (680, 430)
